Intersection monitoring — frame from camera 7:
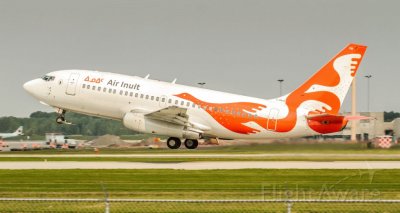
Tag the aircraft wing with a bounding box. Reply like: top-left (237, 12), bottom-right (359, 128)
top-left (145, 106), bottom-right (190, 127)
top-left (144, 106), bottom-right (211, 132)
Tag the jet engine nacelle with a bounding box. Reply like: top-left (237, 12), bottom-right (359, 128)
top-left (122, 113), bottom-right (200, 139)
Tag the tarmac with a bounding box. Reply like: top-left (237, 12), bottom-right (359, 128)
top-left (1, 153), bottom-right (400, 158)
top-left (0, 161), bottom-right (399, 170)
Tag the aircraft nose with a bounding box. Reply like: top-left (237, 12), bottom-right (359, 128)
top-left (23, 79), bottom-right (43, 98)
top-left (23, 80), bottom-right (35, 93)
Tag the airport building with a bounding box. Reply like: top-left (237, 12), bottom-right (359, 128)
top-left (329, 112), bottom-right (400, 141)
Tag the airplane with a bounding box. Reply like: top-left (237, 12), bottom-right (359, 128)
top-left (0, 126), bottom-right (24, 139)
top-left (23, 44), bottom-right (367, 149)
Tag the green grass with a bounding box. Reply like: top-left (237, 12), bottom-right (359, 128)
top-left (1, 201), bottom-right (398, 212)
top-left (0, 169), bottom-right (399, 200)
top-left (1, 142), bottom-right (399, 163)
top-left (0, 169), bottom-right (399, 212)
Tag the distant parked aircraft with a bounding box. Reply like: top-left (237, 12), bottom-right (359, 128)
top-left (24, 44), bottom-right (367, 149)
top-left (0, 126), bottom-right (23, 139)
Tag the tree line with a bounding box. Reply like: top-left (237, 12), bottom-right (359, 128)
top-left (0, 111), bottom-right (134, 136)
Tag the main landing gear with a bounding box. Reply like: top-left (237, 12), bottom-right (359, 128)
top-left (184, 139), bottom-right (198, 149)
top-left (167, 137), bottom-right (198, 149)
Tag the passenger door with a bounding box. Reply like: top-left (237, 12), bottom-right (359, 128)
top-left (267, 108), bottom-right (279, 131)
top-left (66, 73), bottom-right (80, 96)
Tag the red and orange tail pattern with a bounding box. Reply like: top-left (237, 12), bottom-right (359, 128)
top-left (176, 44), bottom-right (367, 135)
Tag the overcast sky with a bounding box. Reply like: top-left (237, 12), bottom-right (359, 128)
top-left (0, 0), bottom-right (399, 117)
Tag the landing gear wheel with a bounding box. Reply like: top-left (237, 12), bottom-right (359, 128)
top-left (184, 139), bottom-right (198, 149)
top-left (56, 116), bottom-right (65, 124)
top-left (56, 110), bottom-right (66, 124)
top-left (167, 137), bottom-right (181, 149)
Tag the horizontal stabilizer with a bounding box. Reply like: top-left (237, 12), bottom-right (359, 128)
top-left (306, 114), bottom-right (345, 123)
top-left (344, 115), bottom-right (371, 121)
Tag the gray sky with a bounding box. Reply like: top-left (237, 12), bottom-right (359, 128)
top-left (1, 0), bottom-right (399, 117)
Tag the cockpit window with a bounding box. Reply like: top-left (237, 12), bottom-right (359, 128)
top-left (42, 75), bottom-right (55, 81)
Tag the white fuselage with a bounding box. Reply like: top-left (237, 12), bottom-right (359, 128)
top-left (24, 70), bottom-right (316, 139)
top-left (23, 44), bottom-right (368, 142)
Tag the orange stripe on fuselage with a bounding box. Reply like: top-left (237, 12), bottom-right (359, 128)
top-left (175, 93), bottom-right (267, 134)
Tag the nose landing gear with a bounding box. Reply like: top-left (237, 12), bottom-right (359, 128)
top-left (56, 116), bottom-right (66, 124)
top-left (166, 137), bottom-right (199, 149)
top-left (56, 110), bottom-right (72, 125)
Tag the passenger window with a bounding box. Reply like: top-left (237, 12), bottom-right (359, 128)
top-left (151, 96), bottom-right (154, 100)
top-left (186, 102), bottom-right (190, 107)
top-left (82, 84), bottom-right (86, 88)
top-left (119, 90), bottom-right (123, 95)
top-left (162, 98), bottom-right (166, 102)
top-left (125, 91), bottom-right (129, 96)
top-left (213, 107), bottom-right (218, 112)
top-left (98, 87), bottom-right (101, 91)
top-left (87, 85), bottom-right (90, 89)
top-left (103, 88), bottom-right (107, 92)
top-left (113, 89), bottom-right (116, 94)
top-left (192, 103), bottom-right (196, 108)
top-left (145, 95), bottom-right (149, 99)
top-left (92, 86), bottom-right (96, 90)
top-left (181, 101), bottom-right (185, 106)
top-left (140, 94), bottom-right (144, 99)
top-left (175, 100), bottom-right (178, 105)
top-left (109, 88), bottom-right (112, 93)
top-left (156, 97), bottom-right (159, 101)
top-left (169, 99), bottom-right (172, 104)
top-left (135, 93), bottom-right (138, 98)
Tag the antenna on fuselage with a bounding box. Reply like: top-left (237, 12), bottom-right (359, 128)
top-left (171, 78), bottom-right (177, 84)
top-left (144, 74), bottom-right (150, 79)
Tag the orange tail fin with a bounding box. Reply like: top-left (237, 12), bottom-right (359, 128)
top-left (283, 44), bottom-right (367, 115)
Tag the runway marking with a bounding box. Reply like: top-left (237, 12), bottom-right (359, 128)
top-left (0, 161), bottom-right (399, 170)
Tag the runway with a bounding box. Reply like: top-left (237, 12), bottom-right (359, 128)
top-left (0, 161), bottom-right (399, 170)
top-left (1, 153), bottom-right (400, 158)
